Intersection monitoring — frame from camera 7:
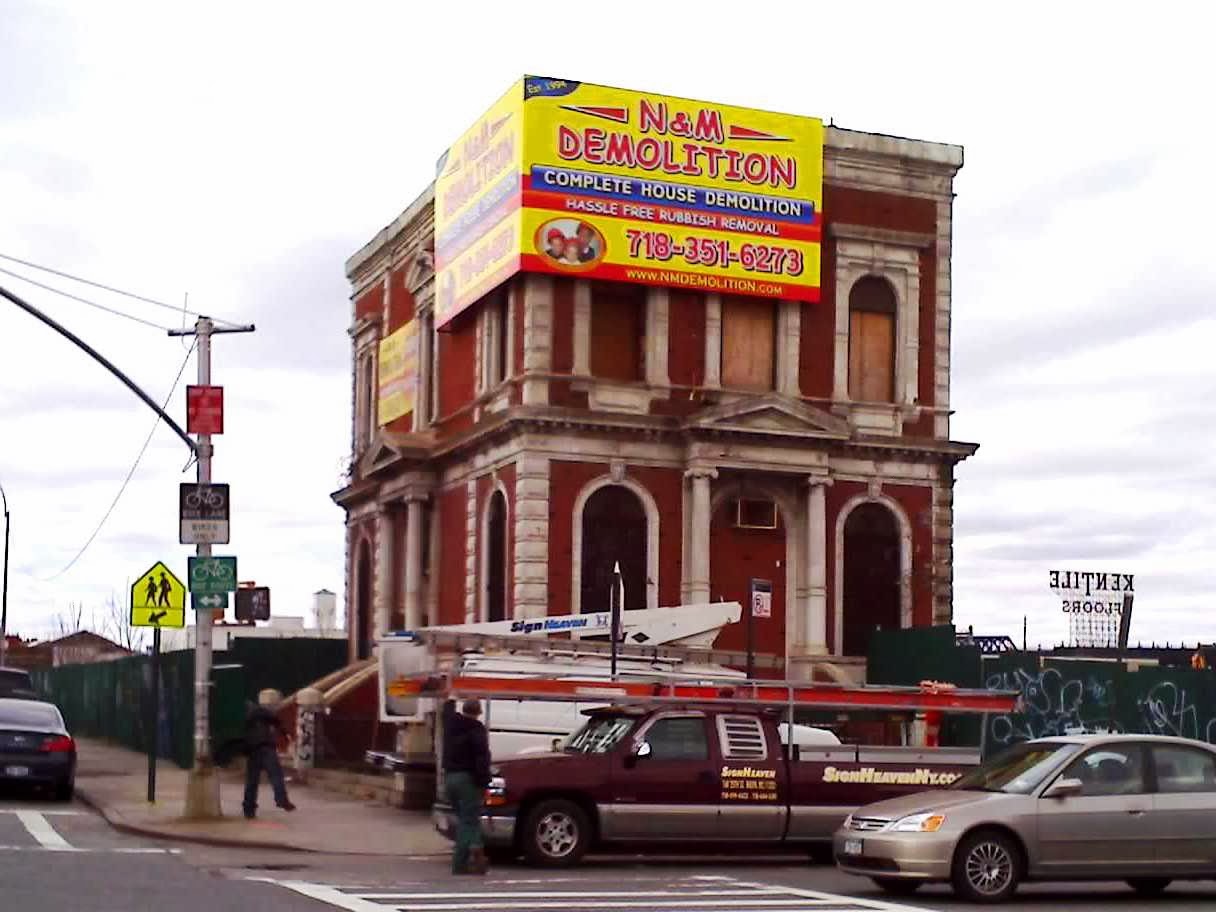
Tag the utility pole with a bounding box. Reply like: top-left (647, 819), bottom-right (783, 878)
top-left (169, 316), bottom-right (254, 819)
top-left (0, 480), bottom-right (9, 668)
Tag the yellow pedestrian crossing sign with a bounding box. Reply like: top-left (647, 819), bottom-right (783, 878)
top-left (130, 561), bottom-right (186, 628)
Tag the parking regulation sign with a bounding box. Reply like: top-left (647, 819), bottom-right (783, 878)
top-left (179, 483), bottom-right (230, 544)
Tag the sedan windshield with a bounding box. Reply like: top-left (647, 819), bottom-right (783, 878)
top-left (950, 741), bottom-right (1080, 794)
top-left (565, 715), bottom-right (636, 754)
top-left (0, 702), bottom-right (62, 729)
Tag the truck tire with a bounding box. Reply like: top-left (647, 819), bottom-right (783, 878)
top-left (522, 799), bottom-right (590, 867)
top-left (951, 830), bottom-right (1021, 903)
top-left (872, 877), bottom-right (921, 896)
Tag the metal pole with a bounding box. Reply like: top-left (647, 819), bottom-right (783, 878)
top-left (173, 315), bottom-right (253, 820)
top-left (610, 561), bottom-right (622, 680)
top-left (0, 483), bottom-right (9, 669)
top-left (147, 627), bottom-right (161, 802)
top-left (184, 317), bottom-right (220, 817)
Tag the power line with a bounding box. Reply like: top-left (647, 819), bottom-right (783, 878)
top-left (39, 340), bottom-right (197, 581)
top-left (0, 251), bottom-right (245, 327)
top-left (0, 264), bottom-right (171, 331)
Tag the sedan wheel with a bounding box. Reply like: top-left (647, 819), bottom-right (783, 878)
top-left (952, 831), bottom-right (1020, 903)
top-left (1127, 878), bottom-right (1171, 896)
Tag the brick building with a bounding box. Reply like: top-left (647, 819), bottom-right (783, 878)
top-left (332, 98), bottom-right (976, 680)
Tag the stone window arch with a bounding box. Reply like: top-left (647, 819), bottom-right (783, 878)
top-left (848, 276), bottom-right (897, 403)
top-left (833, 493), bottom-right (913, 655)
top-left (571, 476), bottom-right (660, 615)
top-left (479, 482), bottom-right (511, 623)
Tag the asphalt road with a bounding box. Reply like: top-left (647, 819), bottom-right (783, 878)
top-left (3, 784), bottom-right (1215, 912)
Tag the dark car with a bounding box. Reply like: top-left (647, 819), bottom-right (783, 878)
top-left (0, 698), bottom-right (76, 800)
top-left (0, 667), bottom-right (37, 698)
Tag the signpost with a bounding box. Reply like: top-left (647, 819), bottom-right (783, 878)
top-left (179, 483), bottom-right (230, 545)
top-left (186, 385), bottom-right (224, 435)
top-left (747, 578), bottom-right (772, 680)
top-left (129, 561), bottom-right (186, 804)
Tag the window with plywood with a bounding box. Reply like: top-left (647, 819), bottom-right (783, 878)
top-left (847, 276), bottom-right (897, 403)
top-left (589, 281), bottom-right (645, 382)
top-left (721, 295), bottom-right (776, 391)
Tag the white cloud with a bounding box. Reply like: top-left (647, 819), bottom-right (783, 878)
top-left (2, 0), bottom-right (1214, 650)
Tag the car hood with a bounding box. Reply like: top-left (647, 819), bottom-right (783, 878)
top-left (852, 788), bottom-right (1018, 820)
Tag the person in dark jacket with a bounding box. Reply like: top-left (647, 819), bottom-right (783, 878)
top-left (443, 696), bottom-right (491, 875)
top-left (242, 689), bottom-right (296, 819)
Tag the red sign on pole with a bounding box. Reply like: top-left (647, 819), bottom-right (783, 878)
top-left (187, 385), bottom-right (224, 435)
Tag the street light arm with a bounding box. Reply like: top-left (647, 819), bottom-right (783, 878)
top-left (0, 284), bottom-right (198, 456)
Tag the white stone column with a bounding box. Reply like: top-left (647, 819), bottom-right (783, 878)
top-left (514, 454), bottom-right (551, 618)
top-left (703, 294), bottom-right (722, 388)
top-left (374, 506), bottom-right (395, 643)
top-left (573, 282), bottom-right (591, 376)
top-left (403, 493), bottom-right (426, 630)
top-left (522, 275), bottom-right (553, 405)
top-left (684, 467), bottom-right (717, 604)
top-left (804, 477), bottom-right (831, 654)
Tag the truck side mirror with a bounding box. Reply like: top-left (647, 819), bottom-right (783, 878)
top-left (624, 740), bottom-right (651, 768)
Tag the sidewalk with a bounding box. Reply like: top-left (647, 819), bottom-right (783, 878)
top-left (74, 738), bottom-right (448, 856)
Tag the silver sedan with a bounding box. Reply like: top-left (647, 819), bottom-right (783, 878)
top-left (833, 733), bottom-right (1216, 902)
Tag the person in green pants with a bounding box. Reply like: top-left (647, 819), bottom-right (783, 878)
top-left (443, 697), bottom-right (491, 875)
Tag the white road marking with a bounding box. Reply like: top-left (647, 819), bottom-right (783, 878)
top-left (264, 874), bottom-right (941, 912)
top-left (0, 808), bottom-right (81, 815)
top-left (13, 810), bottom-right (75, 851)
top-left (0, 845), bottom-right (182, 854)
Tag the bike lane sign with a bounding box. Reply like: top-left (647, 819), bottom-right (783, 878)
top-left (131, 561), bottom-right (186, 628)
top-left (188, 556), bottom-right (238, 596)
top-left (179, 483), bottom-right (230, 545)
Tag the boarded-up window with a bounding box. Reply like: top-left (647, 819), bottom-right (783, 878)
top-left (721, 295), bottom-right (776, 391)
top-left (848, 277), bottom-right (896, 402)
top-left (590, 281), bottom-right (645, 382)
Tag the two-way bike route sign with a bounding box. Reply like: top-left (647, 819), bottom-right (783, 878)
top-left (187, 556), bottom-right (238, 597)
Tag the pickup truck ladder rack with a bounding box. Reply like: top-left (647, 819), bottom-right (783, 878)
top-left (383, 628), bottom-right (786, 670)
top-left (388, 672), bottom-right (1018, 715)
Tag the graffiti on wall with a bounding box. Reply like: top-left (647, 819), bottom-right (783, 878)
top-left (1137, 680), bottom-right (1216, 743)
top-left (984, 667), bottom-right (1120, 745)
top-left (986, 663), bottom-right (1216, 747)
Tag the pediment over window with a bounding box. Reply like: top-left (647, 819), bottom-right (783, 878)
top-left (683, 394), bottom-right (850, 440)
top-left (357, 430), bottom-right (431, 476)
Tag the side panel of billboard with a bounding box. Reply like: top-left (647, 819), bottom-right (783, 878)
top-left (433, 80), bottom-right (525, 327)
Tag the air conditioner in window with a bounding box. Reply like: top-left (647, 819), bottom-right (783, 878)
top-left (735, 498), bottom-right (777, 530)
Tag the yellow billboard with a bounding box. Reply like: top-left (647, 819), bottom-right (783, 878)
top-left (433, 76), bottom-right (823, 327)
top-left (377, 319), bottom-right (418, 425)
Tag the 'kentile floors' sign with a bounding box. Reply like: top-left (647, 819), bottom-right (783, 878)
top-left (1049, 569), bottom-right (1133, 614)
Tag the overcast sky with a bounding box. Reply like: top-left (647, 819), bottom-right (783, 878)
top-left (1, 1), bottom-right (1212, 649)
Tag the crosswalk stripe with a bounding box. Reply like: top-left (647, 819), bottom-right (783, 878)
top-left (264, 876), bottom-right (937, 912)
top-left (0, 808), bottom-right (81, 815)
top-left (0, 845), bottom-right (182, 854)
top-left (14, 810), bottom-right (75, 851)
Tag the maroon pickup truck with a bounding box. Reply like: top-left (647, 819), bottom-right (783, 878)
top-left (435, 703), bottom-right (978, 866)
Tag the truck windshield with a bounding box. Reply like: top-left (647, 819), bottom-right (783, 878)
top-left (565, 715), bottom-right (636, 754)
top-left (950, 741), bottom-right (1080, 794)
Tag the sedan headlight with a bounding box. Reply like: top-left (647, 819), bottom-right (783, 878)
top-left (889, 812), bottom-right (946, 833)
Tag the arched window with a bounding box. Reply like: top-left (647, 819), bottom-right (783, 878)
top-left (848, 276), bottom-right (896, 403)
top-left (484, 490), bottom-right (508, 622)
top-left (579, 485), bottom-right (647, 614)
top-left (355, 541), bottom-right (373, 660)
top-left (841, 502), bottom-right (901, 655)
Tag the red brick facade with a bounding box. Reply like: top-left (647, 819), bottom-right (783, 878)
top-left (334, 127), bottom-right (975, 680)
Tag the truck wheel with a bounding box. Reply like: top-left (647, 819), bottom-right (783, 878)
top-left (522, 799), bottom-right (590, 867)
top-left (872, 877), bottom-right (921, 896)
top-left (951, 830), bottom-right (1021, 903)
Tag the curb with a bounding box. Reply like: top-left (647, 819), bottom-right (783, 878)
top-left (73, 783), bottom-right (449, 858)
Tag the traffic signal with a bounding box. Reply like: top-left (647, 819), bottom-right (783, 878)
top-left (235, 586), bottom-right (270, 622)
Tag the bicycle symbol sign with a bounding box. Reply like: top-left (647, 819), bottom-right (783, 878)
top-left (188, 556), bottom-right (238, 595)
top-left (179, 483), bottom-right (230, 545)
